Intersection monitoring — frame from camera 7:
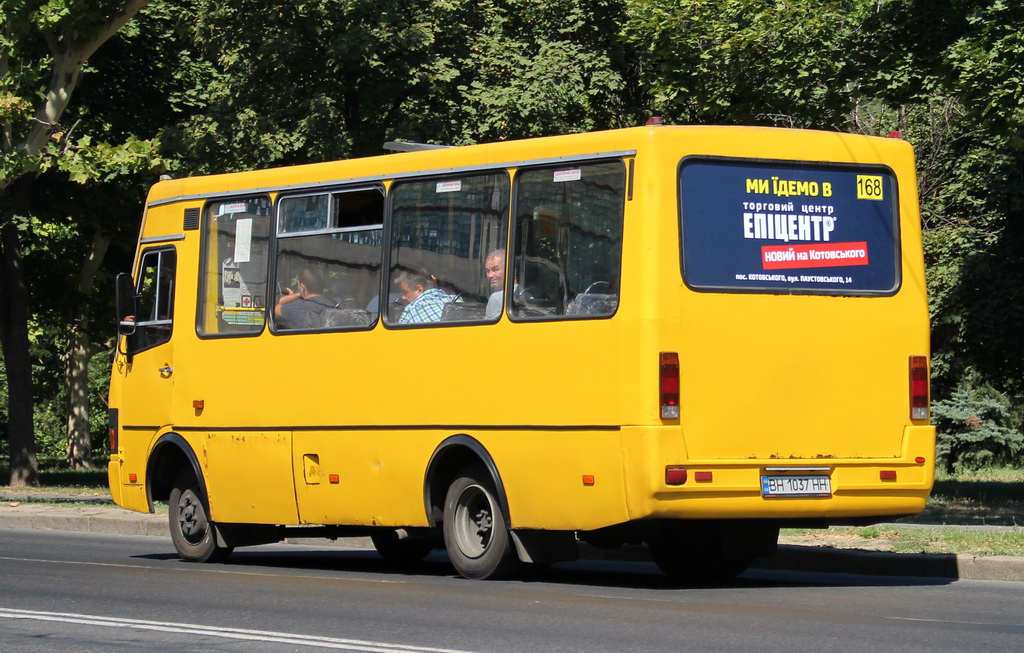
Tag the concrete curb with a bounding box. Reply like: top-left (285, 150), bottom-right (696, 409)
top-left (757, 544), bottom-right (1024, 582)
top-left (0, 503), bottom-right (167, 537)
top-left (2, 500), bottom-right (1022, 582)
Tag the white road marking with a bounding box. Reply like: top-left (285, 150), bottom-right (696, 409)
top-left (0, 608), bottom-right (480, 652)
top-left (0, 554), bottom-right (405, 583)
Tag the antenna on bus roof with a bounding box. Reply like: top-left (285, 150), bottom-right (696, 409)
top-left (383, 141), bottom-right (453, 152)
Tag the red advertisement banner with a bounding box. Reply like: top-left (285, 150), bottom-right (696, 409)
top-left (762, 242), bottom-right (869, 270)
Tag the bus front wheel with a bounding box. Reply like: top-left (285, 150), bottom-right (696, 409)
top-left (442, 467), bottom-right (518, 580)
top-left (371, 530), bottom-right (434, 563)
top-left (168, 470), bottom-right (233, 563)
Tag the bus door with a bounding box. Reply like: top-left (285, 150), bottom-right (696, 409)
top-left (113, 246), bottom-right (178, 494)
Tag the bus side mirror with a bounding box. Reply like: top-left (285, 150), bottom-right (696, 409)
top-left (116, 273), bottom-right (139, 335)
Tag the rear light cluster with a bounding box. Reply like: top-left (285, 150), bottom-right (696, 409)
top-left (665, 467), bottom-right (687, 485)
top-left (659, 352), bottom-right (680, 419)
top-left (910, 356), bottom-right (929, 420)
top-left (664, 467), bottom-right (713, 485)
top-left (108, 408), bottom-right (119, 452)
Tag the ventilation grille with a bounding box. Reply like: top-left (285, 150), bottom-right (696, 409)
top-left (183, 207), bottom-right (200, 231)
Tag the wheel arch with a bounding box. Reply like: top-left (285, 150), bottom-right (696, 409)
top-left (423, 434), bottom-right (511, 530)
top-left (147, 432), bottom-right (205, 510)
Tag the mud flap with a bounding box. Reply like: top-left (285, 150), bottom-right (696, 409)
top-left (511, 530), bottom-right (579, 564)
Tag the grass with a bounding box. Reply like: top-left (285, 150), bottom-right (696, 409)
top-left (781, 466), bottom-right (1024, 556)
top-left (858, 525), bottom-right (1024, 556)
top-left (912, 466), bottom-right (1024, 526)
top-left (0, 462), bottom-right (111, 503)
top-left (1, 462), bottom-right (109, 490)
top-left (781, 524), bottom-right (1024, 556)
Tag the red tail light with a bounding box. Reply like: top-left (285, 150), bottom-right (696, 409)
top-left (910, 356), bottom-right (929, 420)
top-left (665, 467), bottom-right (687, 485)
top-left (108, 408), bottom-right (119, 452)
top-left (660, 352), bottom-right (680, 419)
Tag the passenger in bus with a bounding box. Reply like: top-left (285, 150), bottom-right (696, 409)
top-left (483, 249), bottom-right (530, 319)
top-left (396, 270), bottom-right (452, 324)
top-left (274, 268), bottom-right (337, 329)
top-left (484, 249), bottom-right (506, 320)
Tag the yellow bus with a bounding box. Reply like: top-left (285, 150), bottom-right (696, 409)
top-left (109, 124), bottom-right (934, 581)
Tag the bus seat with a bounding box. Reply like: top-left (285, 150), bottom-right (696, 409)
top-left (565, 293), bottom-right (619, 316)
top-left (442, 301), bottom-right (486, 322)
top-left (321, 307), bottom-right (373, 328)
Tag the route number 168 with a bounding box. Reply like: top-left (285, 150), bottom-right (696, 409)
top-left (857, 175), bottom-right (884, 200)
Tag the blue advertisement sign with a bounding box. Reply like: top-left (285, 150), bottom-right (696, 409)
top-left (679, 158), bottom-right (900, 295)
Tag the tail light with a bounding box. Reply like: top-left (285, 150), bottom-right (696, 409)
top-left (660, 352), bottom-right (680, 419)
top-left (665, 467), bottom-right (687, 485)
top-left (910, 356), bottom-right (929, 420)
top-left (108, 408), bottom-right (119, 452)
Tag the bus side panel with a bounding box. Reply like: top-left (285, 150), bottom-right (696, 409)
top-left (484, 430), bottom-right (631, 531)
top-left (290, 430), bottom-right (434, 527)
top-left (286, 429), bottom-right (631, 531)
top-left (201, 430), bottom-right (299, 525)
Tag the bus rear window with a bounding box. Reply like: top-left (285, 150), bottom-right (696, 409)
top-left (679, 158), bottom-right (900, 295)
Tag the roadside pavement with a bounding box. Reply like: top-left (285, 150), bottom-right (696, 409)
top-left (2, 492), bottom-right (1022, 583)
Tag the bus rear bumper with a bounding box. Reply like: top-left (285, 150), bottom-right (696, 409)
top-left (626, 424), bottom-right (936, 524)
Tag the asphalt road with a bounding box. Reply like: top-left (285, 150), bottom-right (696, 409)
top-left (2, 528), bottom-right (1023, 653)
top-left (2, 498), bottom-right (1023, 582)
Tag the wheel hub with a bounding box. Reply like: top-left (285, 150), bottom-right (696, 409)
top-left (177, 489), bottom-right (209, 543)
top-left (455, 484), bottom-right (494, 558)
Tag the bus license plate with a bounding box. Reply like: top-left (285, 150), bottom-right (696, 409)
top-left (760, 475), bottom-right (832, 498)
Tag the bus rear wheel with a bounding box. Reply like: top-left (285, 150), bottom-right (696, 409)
top-left (168, 470), bottom-right (233, 563)
top-left (443, 467), bottom-right (518, 580)
top-left (647, 522), bottom-right (752, 584)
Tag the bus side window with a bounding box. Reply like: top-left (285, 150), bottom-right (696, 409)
top-left (273, 187), bottom-right (383, 332)
top-left (386, 172), bottom-right (510, 326)
top-left (198, 197), bottom-right (273, 336)
top-left (511, 160), bottom-right (625, 320)
top-left (128, 247), bottom-right (176, 355)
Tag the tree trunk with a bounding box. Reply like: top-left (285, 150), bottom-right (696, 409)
top-left (0, 219), bottom-right (39, 486)
top-left (65, 231), bottom-right (111, 469)
top-left (0, 0), bottom-right (154, 484)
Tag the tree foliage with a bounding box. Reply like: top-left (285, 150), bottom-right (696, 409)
top-left (621, 0), bottom-right (863, 128)
top-left (167, 0), bottom-right (633, 172)
top-left (931, 377), bottom-right (1023, 472)
top-left (853, 1), bottom-right (1024, 411)
top-left (1, 0), bottom-right (159, 485)
top-left (855, 0), bottom-right (1024, 136)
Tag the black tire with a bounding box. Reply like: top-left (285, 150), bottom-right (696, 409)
top-left (168, 469), bottom-right (233, 563)
top-left (442, 466), bottom-right (518, 580)
top-left (647, 522), bottom-right (751, 584)
top-left (371, 530), bottom-right (434, 563)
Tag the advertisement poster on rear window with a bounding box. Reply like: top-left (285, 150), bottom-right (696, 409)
top-left (679, 158), bottom-right (900, 295)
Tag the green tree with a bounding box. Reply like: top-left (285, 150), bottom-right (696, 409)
top-left (1, 0), bottom-right (155, 486)
top-left (855, 0), bottom-right (1024, 137)
top-left (168, 0), bottom-right (634, 172)
top-left (621, 0), bottom-right (863, 128)
top-left (52, 2), bottom-right (184, 468)
top-left (856, 1), bottom-right (1024, 417)
top-left (931, 377), bottom-right (1023, 472)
